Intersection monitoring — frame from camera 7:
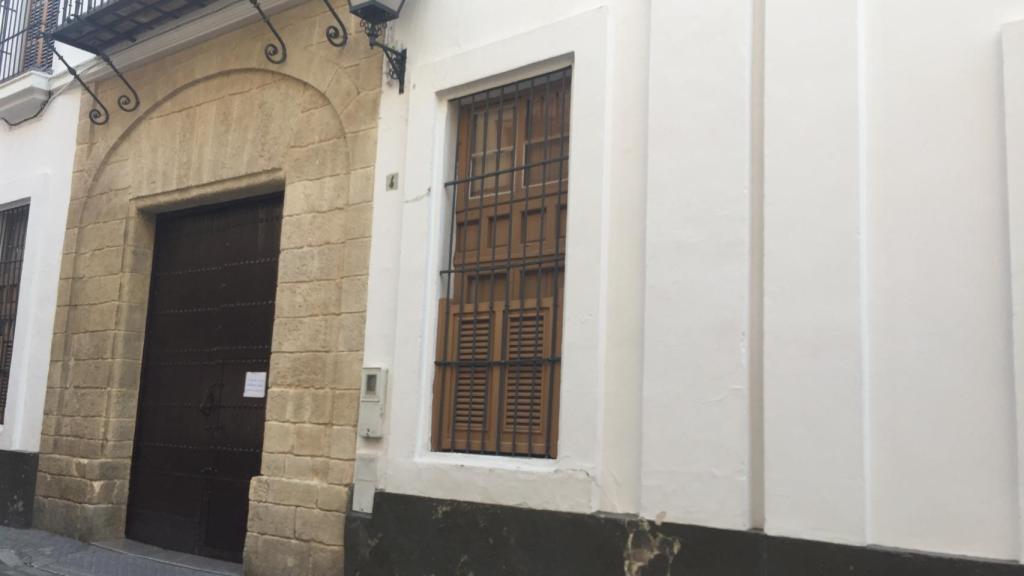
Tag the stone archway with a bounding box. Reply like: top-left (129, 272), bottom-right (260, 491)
top-left (34, 5), bottom-right (381, 574)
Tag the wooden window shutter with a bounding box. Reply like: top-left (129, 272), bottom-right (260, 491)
top-left (432, 68), bottom-right (570, 458)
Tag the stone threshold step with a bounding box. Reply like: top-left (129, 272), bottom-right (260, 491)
top-left (92, 540), bottom-right (241, 576)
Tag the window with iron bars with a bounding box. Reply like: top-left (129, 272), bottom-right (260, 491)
top-left (0, 204), bottom-right (30, 425)
top-left (432, 68), bottom-right (571, 459)
top-left (0, 0), bottom-right (58, 84)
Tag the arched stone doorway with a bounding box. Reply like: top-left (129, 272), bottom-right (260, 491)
top-left (35, 6), bottom-right (381, 574)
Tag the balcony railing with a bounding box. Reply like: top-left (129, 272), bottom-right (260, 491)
top-left (52, 0), bottom-right (211, 53)
top-left (0, 0), bottom-right (58, 83)
top-left (41, 0), bottom-right (335, 125)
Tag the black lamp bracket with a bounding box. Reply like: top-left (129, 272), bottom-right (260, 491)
top-left (361, 20), bottom-right (406, 93)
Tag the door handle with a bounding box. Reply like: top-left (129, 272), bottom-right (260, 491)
top-left (199, 387), bottom-right (215, 417)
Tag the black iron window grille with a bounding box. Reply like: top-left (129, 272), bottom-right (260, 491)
top-left (0, 0), bottom-right (58, 83)
top-left (0, 204), bottom-right (30, 425)
top-left (433, 68), bottom-right (571, 459)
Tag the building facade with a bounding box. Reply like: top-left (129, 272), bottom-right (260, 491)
top-left (2, 0), bottom-right (1024, 575)
top-left (0, 0), bottom-right (381, 573)
top-left (347, 0), bottom-right (1024, 574)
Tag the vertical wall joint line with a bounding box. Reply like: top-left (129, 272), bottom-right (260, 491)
top-left (856, 0), bottom-right (872, 546)
top-left (749, 0), bottom-right (766, 531)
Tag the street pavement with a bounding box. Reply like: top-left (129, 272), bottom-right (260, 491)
top-left (0, 527), bottom-right (240, 576)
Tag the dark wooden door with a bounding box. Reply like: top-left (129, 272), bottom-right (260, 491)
top-left (127, 193), bottom-right (283, 562)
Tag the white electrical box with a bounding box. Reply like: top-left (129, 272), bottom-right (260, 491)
top-left (358, 367), bottom-right (387, 438)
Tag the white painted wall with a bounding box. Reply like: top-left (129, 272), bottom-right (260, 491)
top-left (641, 0), bottom-right (756, 531)
top-left (764, 0), bottom-right (1024, 561)
top-left (361, 0), bottom-right (650, 516)
top-left (763, 0), bottom-right (868, 546)
top-left (363, 0), bottom-right (1024, 564)
top-left (864, 1), bottom-right (1024, 560)
top-left (1004, 17), bottom-right (1024, 563)
top-left (0, 84), bottom-right (80, 453)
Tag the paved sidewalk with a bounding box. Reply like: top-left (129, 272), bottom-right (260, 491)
top-left (0, 527), bottom-right (241, 576)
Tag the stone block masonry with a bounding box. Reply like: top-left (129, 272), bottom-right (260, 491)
top-left (34, 2), bottom-right (383, 574)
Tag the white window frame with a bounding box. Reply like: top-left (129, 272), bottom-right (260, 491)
top-left (378, 8), bottom-right (612, 513)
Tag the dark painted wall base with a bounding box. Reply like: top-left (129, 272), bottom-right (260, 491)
top-left (346, 492), bottom-right (1024, 576)
top-left (0, 449), bottom-right (38, 528)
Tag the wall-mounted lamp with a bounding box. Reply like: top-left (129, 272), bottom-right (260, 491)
top-left (348, 0), bottom-right (407, 93)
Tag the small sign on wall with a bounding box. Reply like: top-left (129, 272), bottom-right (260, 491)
top-left (243, 372), bottom-right (268, 398)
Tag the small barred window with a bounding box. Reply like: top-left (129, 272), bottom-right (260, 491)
top-left (0, 203), bottom-right (29, 425)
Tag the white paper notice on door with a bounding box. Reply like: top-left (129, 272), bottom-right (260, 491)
top-left (243, 372), bottom-right (268, 398)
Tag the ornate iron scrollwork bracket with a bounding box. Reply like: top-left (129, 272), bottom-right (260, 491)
top-left (97, 52), bottom-right (139, 112)
top-left (361, 21), bottom-right (406, 93)
top-left (51, 40), bottom-right (109, 125)
top-left (248, 0), bottom-right (287, 64)
top-left (320, 0), bottom-right (348, 47)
